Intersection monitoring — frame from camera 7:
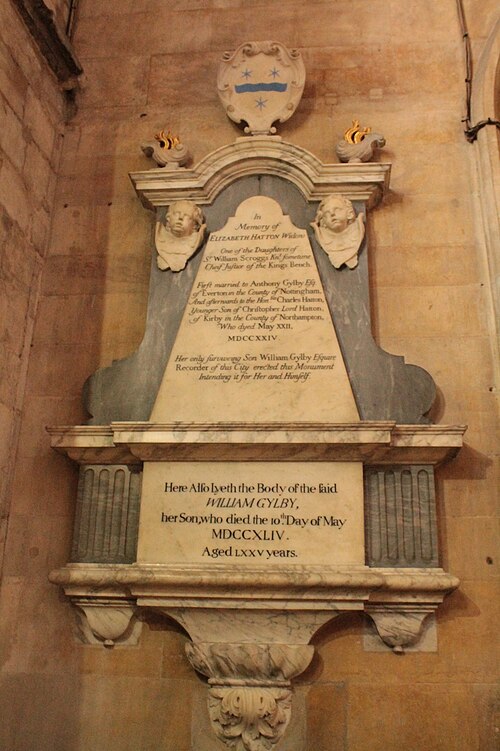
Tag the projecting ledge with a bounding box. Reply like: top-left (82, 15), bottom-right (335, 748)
top-left (47, 422), bottom-right (466, 465)
top-left (49, 563), bottom-right (458, 650)
top-left (49, 563), bottom-right (458, 615)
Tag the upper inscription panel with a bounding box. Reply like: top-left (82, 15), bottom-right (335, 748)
top-left (217, 41), bottom-right (306, 135)
top-left (150, 195), bottom-right (359, 423)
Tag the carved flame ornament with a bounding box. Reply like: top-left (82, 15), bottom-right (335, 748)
top-left (344, 119), bottom-right (372, 143)
top-left (141, 127), bottom-right (190, 168)
top-left (154, 129), bottom-right (180, 149)
top-left (336, 119), bottom-right (386, 163)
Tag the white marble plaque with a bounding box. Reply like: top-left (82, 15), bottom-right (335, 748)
top-left (137, 462), bottom-right (364, 566)
top-left (151, 196), bottom-right (359, 423)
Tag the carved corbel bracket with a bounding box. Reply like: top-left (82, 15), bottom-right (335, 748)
top-left (73, 597), bottom-right (142, 648)
top-left (50, 563), bottom-right (459, 745)
top-left (207, 686), bottom-right (291, 751)
top-left (365, 604), bottom-right (435, 653)
top-left (185, 641), bottom-right (314, 751)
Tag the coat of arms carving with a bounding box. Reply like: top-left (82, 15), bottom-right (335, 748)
top-left (217, 41), bottom-right (306, 135)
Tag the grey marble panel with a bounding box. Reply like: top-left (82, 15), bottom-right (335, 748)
top-left (84, 175), bottom-right (435, 424)
top-left (364, 465), bottom-right (438, 567)
top-left (257, 176), bottom-right (435, 423)
top-left (313, 221), bottom-right (435, 423)
top-left (71, 464), bottom-right (142, 563)
top-left (84, 177), bottom-right (260, 423)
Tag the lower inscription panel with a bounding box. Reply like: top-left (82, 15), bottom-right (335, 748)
top-left (137, 462), bottom-right (364, 566)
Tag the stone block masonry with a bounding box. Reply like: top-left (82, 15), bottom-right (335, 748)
top-left (0, 0), bottom-right (69, 578)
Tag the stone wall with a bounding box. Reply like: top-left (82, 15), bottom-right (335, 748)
top-left (0, 1), bottom-right (498, 749)
top-left (0, 1), bottom-right (66, 574)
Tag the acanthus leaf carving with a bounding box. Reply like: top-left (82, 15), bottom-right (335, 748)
top-left (185, 640), bottom-right (314, 749)
top-left (208, 685), bottom-right (292, 751)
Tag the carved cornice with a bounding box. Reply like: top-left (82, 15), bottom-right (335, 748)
top-left (49, 563), bottom-right (458, 611)
top-left (130, 137), bottom-right (391, 210)
top-left (47, 421), bottom-right (466, 465)
top-left (50, 564), bottom-right (458, 654)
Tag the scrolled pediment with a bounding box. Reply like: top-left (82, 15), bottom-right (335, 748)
top-left (130, 136), bottom-right (390, 210)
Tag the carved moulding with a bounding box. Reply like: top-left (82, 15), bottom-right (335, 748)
top-left (50, 563), bottom-right (460, 652)
top-left (48, 422), bottom-right (466, 465)
top-left (129, 136), bottom-right (391, 210)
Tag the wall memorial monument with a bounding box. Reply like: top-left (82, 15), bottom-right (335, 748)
top-left (49, 41), bottom-right (465, 751)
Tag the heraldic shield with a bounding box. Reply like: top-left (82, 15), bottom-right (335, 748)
top-left (217, 41), bottom-right (306, 135)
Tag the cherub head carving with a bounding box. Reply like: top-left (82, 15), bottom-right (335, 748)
top-left (311, 194), bottom-right (365, 270)
top-left (316, 195), bottom-right (356, 234)
top-left (166, 200), bottom-right (204, 238)
top-left (155, 200), bottom-right (206, 272)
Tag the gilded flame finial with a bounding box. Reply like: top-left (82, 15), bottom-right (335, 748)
top-left (336, 121), bottom-right (386, 163)
top-left (141, 128), bottom-right (190, 169)
top-left (344, 120), bottom-right (372, 144)
top-left (154, 129), bottom-right (180, 150)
